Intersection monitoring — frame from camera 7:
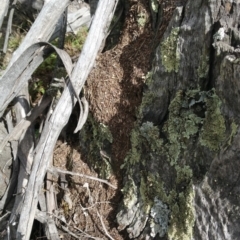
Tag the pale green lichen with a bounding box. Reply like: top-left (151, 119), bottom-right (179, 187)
top-left (161, 27), bottom-right (180, 72)
top-left (144, 71), bottom-right (154, 85)
top-left (144, 168), bottom-right (194, 240)
top-left (126, 128), bottom-right (142, 166)
top-left (168, 187), bottom-right (195, 240)
top-left (122, 114), bottom-right (195, 239)
top-left (151, 0), bottom-right (159, 13)
top-left (123, 177), bottom-right (138, 209)
top-left (200, 90), bottom-right (226, 151)
top-left (140, 122), bottom-right (163, 152)
top-left (163, 90), bottom-right (203, 165)
top-left (120, 89), bottom-right (227, 239)
top-left (140, 176), bottom-right (152, 213)
top-left (137, 12), bottom-right (147, 27)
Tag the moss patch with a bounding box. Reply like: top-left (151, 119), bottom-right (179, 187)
top-left (119, 87), bottom-right (227, 239)
top-left (200, 90), bottom-right (226, 151)
top-left (160, 27), bottom-right (180, 72)
top-left (80, 115), bottom-right (113, 179)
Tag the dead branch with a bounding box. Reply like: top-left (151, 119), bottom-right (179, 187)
top-left (48, 166), bottom-right (117, 189)
top-left (97, 210), bottom-right (114, 240)
top-left (50, 212), bottom-right (101, 240)
top-left (35, 209), bottom-right (60, 240)
top-left (15, 1), bottom-right (119, 239)
top-left (0, 95), bottom-right (52, 153)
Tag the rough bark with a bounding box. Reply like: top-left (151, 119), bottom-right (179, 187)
top-left (116, 0), bottom-right (240, 239)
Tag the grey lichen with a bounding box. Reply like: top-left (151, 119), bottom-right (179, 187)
top-left (160, 27), bottom-right (180, 72)
top-left (150, 0), bottom-right (159, 13)
top-left (137, 12), bottom-right (147, 27)
top-left (150, 198), bottom-right (170, 237)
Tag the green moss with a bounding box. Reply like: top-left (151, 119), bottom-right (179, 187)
top-left (138, 91), bottom-right (155, 119)
top-left (80, 115), bottom-right (113, 179)
top-left (200, 90), bottom-right (226, 151)
top-left (160, 27), bottom-right (180, 72)
top-left (36, 53), bottom-right (58, 73)
top-left (29, 79), bottom-right (45, 99)
top-left (125, 128), bottom-right (142, 166)
top-left (137, 71), bottom-right (156, 119)
top-left (64, 26), bottom-right (88, 57)
top-left (8, 31), bottom-right (24, 51)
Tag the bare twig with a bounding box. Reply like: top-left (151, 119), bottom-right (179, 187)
top-left (97, 210), bottom-right (114, 240)
top-left (83, 183), bottom-right (114, 240)
top-left (79, 201), bottom-right (111, 211)
top-left (48, 166), bottom-right (117, 189)
top-left (49, 212), bottom-right (101, 240)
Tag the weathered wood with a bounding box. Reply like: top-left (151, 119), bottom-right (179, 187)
top-left (67, 6), bottom-right (91, 33)
top-left (4, 87), bottom-right (34, 240)
top-left (0, 0), bottom-right (69, 116)
top-left (3, 0), bottom-right (17, 53)
top-left (35, 209), bottom-right (60, 240)
top-left (0, 0), bottom-right (9, 30)
top-left (16, 1), bottom-right (119, 239)
top-left (0, 95), bottom-right (52, 153)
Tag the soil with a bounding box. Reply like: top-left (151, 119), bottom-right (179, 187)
top-left (48, 1), bottom-right (176, 239)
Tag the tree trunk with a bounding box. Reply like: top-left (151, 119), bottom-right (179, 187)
top-left (116, 0), bottom-right (240, 239)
